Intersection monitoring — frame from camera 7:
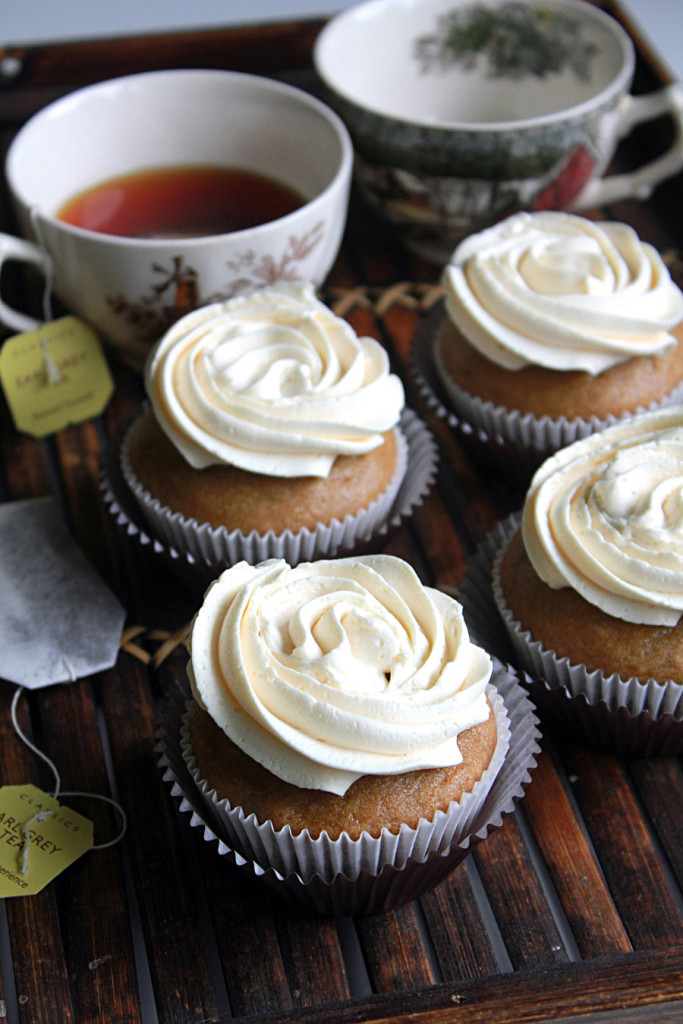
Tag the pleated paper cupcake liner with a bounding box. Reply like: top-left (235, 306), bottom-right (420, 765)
top-left (121, 418), bottom-right (409, 563)
top-left (156, 666), bottom-right (540, 916)
top-left (180, 684), bottom-right (509, 883)
top-left (459, 513), bottom-right (683, 756)
top-left (410, 304), bottom-right (683, 488)
top-left (101, 408), bottom-right (438, 595)
top-left (436, 365), bottom-right (683, 459)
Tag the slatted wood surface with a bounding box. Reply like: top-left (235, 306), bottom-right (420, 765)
top-left (2, 4), bottom-right (683, 1022)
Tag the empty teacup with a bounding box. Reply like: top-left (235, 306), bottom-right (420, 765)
top-left (314, 0), bottom-right (683, 263)
top-left (0, 69), bottom-right (353, 368)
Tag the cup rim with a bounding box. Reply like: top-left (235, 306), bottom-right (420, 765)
top-left (313, 0), bottom-right (635, 133)
top-left (5, 68), bottom-right (354, 247)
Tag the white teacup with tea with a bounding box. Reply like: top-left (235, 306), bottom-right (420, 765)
top-left (0, 69), bottom-right (353, 368)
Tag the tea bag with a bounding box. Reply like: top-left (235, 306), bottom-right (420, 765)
top-left (0, 496), bottom-right (125, 688)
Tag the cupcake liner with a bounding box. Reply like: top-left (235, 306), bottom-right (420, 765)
top-left (180, 683), bottom-right (510, 884)
top-left (459, 513), bottom-right (683, 756)
top-left (156, 666), bottom-right (540, 916)
top-left (121, 418), bottom-right (409, 564)
top-left (101, 408), bottom-right (438, 593)
top-left (410, 304), bottom-right (683, 485)
top-left (436, 361), bottom-right (683, 456)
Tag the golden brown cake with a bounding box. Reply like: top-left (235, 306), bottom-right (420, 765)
top-left (436, 318), bottom-right (683, 422)
top-left (498, 528), bottom-right (683, 684)
top-left (126, 408), bottom-right (400, 535)
top-left (188, 697), bottom-right (498, 840)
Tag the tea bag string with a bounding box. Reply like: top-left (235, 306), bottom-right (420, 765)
top-left (29, 205), bottom-right (55, 324)
top-left (10, 686), bottom-right (127, 874)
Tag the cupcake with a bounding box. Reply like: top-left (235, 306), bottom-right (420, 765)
top-left (181, 553), bottom-right (512, 891)
top-left (121, 282), bottom-right (412, 564)
top-left (432, 211), bottom-right (683, 470)
top-left (491, 406), bottom-right (683, 752)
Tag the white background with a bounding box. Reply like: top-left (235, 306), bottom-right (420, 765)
top-left (1, 1), bottom-right (683, 81)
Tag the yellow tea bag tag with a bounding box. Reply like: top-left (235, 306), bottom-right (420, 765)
top-left (0, 316), bottom-right (114, 438)
top-left (0, 784), bottom-right (94, 896)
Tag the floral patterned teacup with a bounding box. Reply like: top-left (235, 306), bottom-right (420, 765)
top-left (0, 70), bottom-right (352, 368)
top-left (314, 0), bottom-right (683, 264)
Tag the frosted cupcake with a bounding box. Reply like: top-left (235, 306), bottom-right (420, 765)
top-left (492, 406), bottom-right (683, 751)
top-left (433, 211), bottom-right (683, 465)
top-left (121, 282), bottom-right (413, 564)
top-left (181, 554), bottom-right (511, 888)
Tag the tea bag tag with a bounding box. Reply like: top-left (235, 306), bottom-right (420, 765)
top-left (0, 689), bottom-right (128, 897)
top-left (0, 316), bottom-right (114, 438)
top-left (0, 784), bottom-right (94, 897)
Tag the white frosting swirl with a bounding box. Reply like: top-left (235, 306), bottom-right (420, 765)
top-left (522, 406), bottom-right (683, 626)
top-left (145, 282), bottom-right (405, 478)
top-left (188, 555), bottom-right (492, 796)
top-left (443, 212), bottom-right (683, 375)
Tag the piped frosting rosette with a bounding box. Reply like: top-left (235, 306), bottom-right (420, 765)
top-left (146, 281), bottom-right (405, 478)
top-left (437, 212), bottom-right (683, 449)
top-left (492, 406), bottom-right (683, 723)
top-left (183, 554), bottom-right (510, 882)
top-left (122, 282), bottom-right (415, 563)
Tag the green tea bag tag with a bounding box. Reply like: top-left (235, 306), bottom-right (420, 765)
top-left (0, 316), bottom-right (114, 438)
top-left (0, 784), bottom-right (94, 897)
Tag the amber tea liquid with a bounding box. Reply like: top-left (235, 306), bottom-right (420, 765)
top-left (57, 165), bottom-right (305, 238)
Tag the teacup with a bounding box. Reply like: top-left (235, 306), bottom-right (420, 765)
top-left (0, 69), bottom-right (353, 368)
top-left (314, 0), bottom-right (683, 263)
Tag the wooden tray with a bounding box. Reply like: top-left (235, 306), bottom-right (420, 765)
top-left (2, 4), bottom-right (683, 1021)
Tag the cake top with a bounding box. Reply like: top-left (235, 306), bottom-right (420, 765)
top-left (145, 282), bottom-right (405, 478)
top-left (442, 211), bottom-right (683, 375)
top-left (188, 554), bottom-right (492, 796)
top-left (522, 405), bottom-right (683, 626)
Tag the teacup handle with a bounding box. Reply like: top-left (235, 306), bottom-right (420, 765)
top-left (0, 233), bottom-right (50, 334)
top-left (571, 82), bottom-right (683, 211)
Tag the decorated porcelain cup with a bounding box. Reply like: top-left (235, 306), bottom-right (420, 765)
top-left (0, 69), bottom-right (353, 368)
top-left (314, 0), bottom-right (683, 263)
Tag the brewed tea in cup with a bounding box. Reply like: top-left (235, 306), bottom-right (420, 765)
top-left (56, 166), bottom-right (306, 239)
top-left (0, 69), bottom-right (353, 368)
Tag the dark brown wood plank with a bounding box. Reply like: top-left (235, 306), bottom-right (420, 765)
top-left (472, 817), bottom-right (571, 970)
top-left (628, 757), bottom-right (683, 895)
top-left (0, 410), bottom-right (52, 501)
top-left (0, 19), bottom-right (326, 123)
top-left (37, 681), bottom-right (141, 1023)
top-left (233, 945), bottom-right (683, 1024)
top-left (276, 911), bottom-right (352, 1008)
top-left (521, 749), bottom-right (632, 959)
top-left (420, 864), bottom-right (501, 982)
top-left (53, 419), bottom-right (122, 585)
top-left (410, 487), bottom-right (472, 592)
top-left (202, 860), bottom-right (295, 1019)
top-left (0, 684), bottom-right (76, 1024)
top-left (562, 745), bottom-right (683, 950)
top-left (98, 654), bottom-right (219, 1022)
top-left (356, 903), bottom-right (437, 992)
